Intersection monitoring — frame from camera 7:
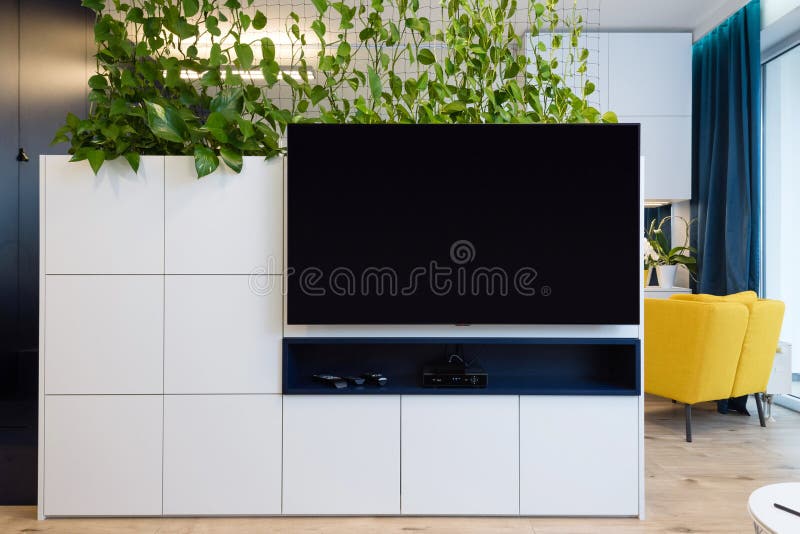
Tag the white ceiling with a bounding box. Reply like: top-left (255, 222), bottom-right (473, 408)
top-left (596, 0), bottom-right (747, 35)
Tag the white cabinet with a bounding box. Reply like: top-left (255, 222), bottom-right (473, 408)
top-left (608, 33), bottom-right (692, 116)
top-left (164, 275), bottom-right (283, 394)
top-left (43, 395), bottom-right (163, 516)
top-left (607, 33), bottom-right (692, 201)
top-left (44, 155), bottom-right (164, 274)
top-left (620, 115), bottom-right (692, 200)
top-left (401, 396), bottom-right (519, 515)
top-left (767, 341), bottom-right (792, 395)
top-left (283, 396), bottom-right (401, 515)
top-left (643, 286), bottom-right (692, 300)
top-left (519, 396), bottom-right (639, 516)
top-left (44, 275), bottom-right (163, 394)
top-left (163, 395), bottom-right (282, 515)
top-left (164, 156), bottom-right (283, 275)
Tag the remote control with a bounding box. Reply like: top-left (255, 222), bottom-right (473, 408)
top-left (342, 376), bottom-right (366, 386)
top-left (361, 372), bottom-right (388, 386)
top-left (313, 374), bottom-right (348, 389)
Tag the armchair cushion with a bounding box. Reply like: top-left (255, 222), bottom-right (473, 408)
top-left (644, 298), bottom-right (749, 405)
top-left (669, 291), bottom-right (758, 304)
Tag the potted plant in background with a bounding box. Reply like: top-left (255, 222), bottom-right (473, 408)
top-left (646, 216), bottom-right (697, 288)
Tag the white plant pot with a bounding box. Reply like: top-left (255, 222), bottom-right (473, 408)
top-left (656, 265), bottom-right (678, 288)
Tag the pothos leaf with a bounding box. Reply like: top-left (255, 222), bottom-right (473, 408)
top-left (220, 146), bottom-right (243, 173)
top-left (367, 65), bottom-right (382, 100)
top-left (87, 149), bottom-right (105, 175)
top-left (145, 101), bottom-right (189, 143)
top-left (194, 146), bottom-right (219, 178)
top-left (124, 152), bottom-right (141, 173)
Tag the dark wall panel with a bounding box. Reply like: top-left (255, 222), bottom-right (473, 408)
top-left (18, 0), bottom-right (92, 349)
top-left (0, 0), bottom-right (91, 505)
top-left (0, 0), bottom-right (20, 350)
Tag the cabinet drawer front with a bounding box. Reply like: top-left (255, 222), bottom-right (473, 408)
top-left (43, 395), bottom-right (163, 516)
top-left (283, 395), bottom-right (401, 514)
top-left (401, 395), bottom-right (519, 515)
top-left (45, 275), bottom-right (163, 394)
top-left (520, 395), bottom-right (639, 516)
top-left (163, 395), bottom-right (282, 515)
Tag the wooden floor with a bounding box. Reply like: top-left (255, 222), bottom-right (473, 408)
top-left (3, 395), bottom-right (799, 534)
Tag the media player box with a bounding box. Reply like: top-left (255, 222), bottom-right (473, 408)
top-left (422, 364), bottom-right (488, 388)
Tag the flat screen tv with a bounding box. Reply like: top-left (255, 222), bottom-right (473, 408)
top-left (287, 123), bottom-right (640, 325)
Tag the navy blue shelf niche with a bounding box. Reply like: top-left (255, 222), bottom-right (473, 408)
top-left (283, 338), bottom-right (640, 395)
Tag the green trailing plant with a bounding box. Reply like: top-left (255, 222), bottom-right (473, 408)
top-left (646, 215), bottom-right (697, 276)
top-left (53, 0), bottom-right (617, 177)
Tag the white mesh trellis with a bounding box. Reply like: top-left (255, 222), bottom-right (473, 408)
top-left (525, 0), bottom-right (601, 109)
top-left (103, 0), bottom-right (602, 115)
top-left (247, 0), bottom-right (601, 111)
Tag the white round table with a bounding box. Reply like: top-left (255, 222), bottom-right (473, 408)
top-left (749, 483), bottom-right (800, 534)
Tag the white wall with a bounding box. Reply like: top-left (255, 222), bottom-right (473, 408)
top-left (693, 0), bottom-right (800, 41)
top-left (693, 0), bottom-right (750, 41)
top-left (763, 0), bottom-right (800, 27)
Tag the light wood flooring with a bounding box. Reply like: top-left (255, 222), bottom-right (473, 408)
top-left (2, 395), bottom-right (799, 534)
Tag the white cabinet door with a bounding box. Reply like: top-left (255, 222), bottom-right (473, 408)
top-left (163, 395), bottom-right (282, 515)
top-left (43, 395), bottom-right (163, 516)
top-left (164, 275), bottom-right (282, 394)
top-left (44, 275), bottom-right (163, 394)
top-left (608, 33), bottom-right (692, 116)
top-left (283, 396), bottom-right (401, 515)
top-left (44, 155), bottom-right (164, 274)
top-left (401, 396), bottom-right (519, 515)
top-left (520, 396), bottom-right (639, 516)
top-left (165, 156), bottom-right (283, 275)
top-left (622, 115), bottom-right (692, 201)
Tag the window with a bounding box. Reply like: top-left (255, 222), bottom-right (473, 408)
top-left (763, 44), bottom-right (800, 397)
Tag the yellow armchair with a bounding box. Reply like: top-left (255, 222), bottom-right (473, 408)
top-left (670, 291), bottom-right (785, 424)
top-left (644, 298), bottom-right (750, 441)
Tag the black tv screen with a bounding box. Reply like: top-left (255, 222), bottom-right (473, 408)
top-left (287, 124), bottom-right (640, 325)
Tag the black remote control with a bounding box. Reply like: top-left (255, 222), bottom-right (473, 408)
top-left (343, 376), bottom-right (366, 386)
top-left (361, 372), bottom-right (388, 386)
top-left (313, 374), bottom-right (348, 389)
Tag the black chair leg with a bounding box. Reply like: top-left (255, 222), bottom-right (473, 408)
top-left (755, 393), bottom-right (766, 427)
top-left (685, 404), bottom-right (693, 442)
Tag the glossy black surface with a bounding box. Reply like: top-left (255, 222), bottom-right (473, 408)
top-left (287, 124), bottom-right (641, 325)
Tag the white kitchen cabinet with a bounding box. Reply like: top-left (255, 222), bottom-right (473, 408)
top-left (44, 275), bottom-right (163, 395)
top-left (621, 115), bottom-right (692, 201)
top-left (43, 395), bottom-right (163, 516)
top-left (164, 275), bottom-right (283, 394)
top-left (608, 33), bottom-right (692, 201)
top-left (44, 155), bottom-right (164, 275)
top-left (519, 396), bottom-right (639, 516)
top-left (401, 396), bottom-right (519, 515)
top-left (163, 395), bottom-right (282, 515)
top-left (283, 395), bottom-right (401, 515)
top-left (608, 33), bottom-right (692, 116)
top-left (164, 156), bottom-right (283, 275)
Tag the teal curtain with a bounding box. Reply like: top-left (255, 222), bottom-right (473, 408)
top-left (691, 0), bottom-right (761, 295)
